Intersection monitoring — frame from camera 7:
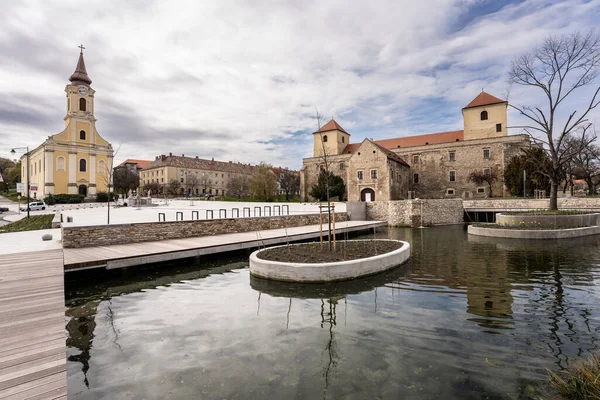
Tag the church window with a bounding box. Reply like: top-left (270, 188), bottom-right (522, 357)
top-left (483, 149), bottom-right (490, 159)
top-left (79, 159), bottom-right (87, 172)
top-left (80, 130), bottom-right (86, 140)
top-left (480, 110), bottom-right (488, 120)
top-left (449, 171), bottom-right (456, 182)
top-left (323, 135), bottom-right (328, 143)
top-left (79, 98), bottom-right (86, 112)
top-left (449, 151), bottom-right (455, 162)
top-left (98, 160), bottom-right (106, 174)
top-left (371, 170), bottom-right (377, 179)
top-left (413, 173), bottom-right (419, 184)
top-left (496, 123), bottom-right (502, 132)
top-left (56, 156), bottom-right (65, 171)
top-left (357, 171), bottom-right (364, 180)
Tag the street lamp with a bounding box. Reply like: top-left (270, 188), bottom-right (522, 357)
top-left (10, 146), bottom-right (30, 219)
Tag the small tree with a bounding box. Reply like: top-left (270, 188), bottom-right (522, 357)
top-left (187, 173), bottom-right (200, 196)
top-left (167, 179), bottom-right (181, 197)
top-left (509, 30), bottom-right (600, 210)
top-left (571, 137), bottom-right (600, 195)
top-left (226, 174), bottom-right (249, 199)
top-left (468, 169), bottom-right (499, 197)
top-left (143, 182), bottom-right (163, 196)
top-left (310, 170), bottom-right (345, 201)
top-left (278, 169), bottom-right (300, 201)
top-left (504, 148), bottom-right (552, 197)
top-left (249, 162), bottom-right (277, 201)
top-left (113, 168), bottom-right (139, 195)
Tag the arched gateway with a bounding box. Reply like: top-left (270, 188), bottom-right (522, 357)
top-left (360, 188), bottom-right (375, 202)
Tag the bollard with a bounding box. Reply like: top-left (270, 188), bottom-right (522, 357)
top-left (176, 211), bottom-right (183, 221)
top-left (206, 210), bottom-right (214, 219)
top-left (232, 208), bottom-right (240, 218)
top-left (219, 209), bottom-right (227, 219)
top-left (158, 213), bottom-right (166, 222)
top-left (243, 207), bottom-right (251, 217)
top-left (264, 206), bottom-right (271, 216)
top-left (282, 205), bottom-right (290, 215)
top-left (191, 210), bottom-right (199, 220)
top-left (273, 205), bottom-right (281, 216)
top-left (254, 206), bottom-right (261, 217)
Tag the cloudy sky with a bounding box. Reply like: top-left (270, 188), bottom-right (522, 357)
top-left (1, 0), bottom-right (599, 169)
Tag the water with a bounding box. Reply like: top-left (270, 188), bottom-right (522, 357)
top-left (65, 226), bottom-right (600, 399)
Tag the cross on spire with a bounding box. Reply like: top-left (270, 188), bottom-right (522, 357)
top-left (78, 44), bottom-right (85, 54)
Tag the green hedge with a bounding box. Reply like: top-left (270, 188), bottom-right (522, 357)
top-left (96, 192), bottom-right (117, 202)
top-left (44, 193), bottom-right (85, 205)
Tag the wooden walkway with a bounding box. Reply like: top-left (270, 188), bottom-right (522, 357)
top-left (64, 220), bottom-right (387, 270)
top-left (0, 249), bottom-right (66, 400)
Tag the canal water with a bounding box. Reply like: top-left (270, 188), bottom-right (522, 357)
top-left (65, 226), bottom-right (600, 399)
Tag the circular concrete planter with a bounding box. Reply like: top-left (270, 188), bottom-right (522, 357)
top-left (249, 239), bottom-right (410, 283)
top-left (496, 213), bottom-right (600, 229)
top-left (468, 224), bottom-right (600, 240)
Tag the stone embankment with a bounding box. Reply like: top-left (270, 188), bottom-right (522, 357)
top-left (366, 199), bottom-right (464, 227)
top-left (63, 213), bottom-right (348, 248)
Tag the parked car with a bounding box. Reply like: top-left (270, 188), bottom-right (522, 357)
top-left (20, 201), bottom-right (47, 211)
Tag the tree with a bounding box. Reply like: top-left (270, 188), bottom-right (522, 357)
top-left (167, 179), bottom-right (181, 197)
top-left (467, 169), bottom-right (499, 197)
top-left (249, 162), bottom-right (277, 201)
top-left (504, 148), bottom-right (552, 197)
top-left (186, 172), bottom-right (200, 196)
top-left (0, 158), bottom-right (16, 192)
top-left (278, 169), bottom-right (300, 201)
top-left (571, 137), bottom-right (600, 195)
top-left (310, 170), bottom-right (345, 201)
top-left (509, 31), bottom-right (600, 210)
top-left (113, 167), bottom-right (139, 195)
top-left (143, 182), bottom-right (163, 196)
top-left (226, 174), bottom-right (249, 199)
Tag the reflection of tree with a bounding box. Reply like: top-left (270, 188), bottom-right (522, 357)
top-left (66, 299), bottom-right (101, 388)
top-left (320, 298), bottom-right (339, 399)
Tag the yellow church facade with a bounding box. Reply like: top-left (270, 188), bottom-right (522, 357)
top-left (21, 48), bottom-right (113, 199)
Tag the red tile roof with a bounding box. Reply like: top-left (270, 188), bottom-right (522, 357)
top-left (315, 119), bottom-right (349, 135)
top-left (118, 159), bottom-right (152, 169)
top-left (463, 92), bottom-right (506, 109)
top-left (343, 130), bottom-right (464, 154)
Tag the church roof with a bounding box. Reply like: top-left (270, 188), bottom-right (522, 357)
top-left (69, 49), bottom-right (92, 86)
top-left (315, 119), bottom-right (349, 135)
top-left (463, 91), bottom-right (505, 109)
top-left (343, 130), bottom-right (464, 153)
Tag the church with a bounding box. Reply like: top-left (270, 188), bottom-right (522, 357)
top-left (20, 47), bottom-right (113, 199)
top-left (300, 92), bottom-right (531, 201)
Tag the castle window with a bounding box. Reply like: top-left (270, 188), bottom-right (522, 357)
top-left (357, 171), bottom-right (364, 180)
top-left (483, 168), bottom-right (491, 177)
top-left (483, 149), bottom-right (490, 159)
top-left (79, 159), bottom-right (87, 172)
top-left (413, 173), bottom-right (419, 184)
top-left (496, 123), bottom-right (502, 132)
top-left (449, 171), bottom-right (456, 182)
top-left (56, 156), bottom-right (65, 171)
top-left (447, 189), bottom-right (455, 195)
top-left (342, 136), bottom-right (345, 143)
top-left (449, 151), bottom-right (455, 162)
top-left (323, 135), bottom-right (328, 143)
top-left (371, 170), bottom-right (377, 179)
top-left (413, 155), bottom-right (419, 164)
top-left (339, 163), bottom-right (344, 170)
top-left (477, 187), bottom-right (485, 194)
top-left (480, 110), bottom-right (488, 120)
top-left (80, 130), bottom-right (86, 140)
top-left (79, 98), bottom-right (86, 112)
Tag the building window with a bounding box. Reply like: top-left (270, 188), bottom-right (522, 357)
top-left (357, 171), bottom-right (364, 180)
top-left (98, 160), bottom-right (106, 174)
top-left (449, 171), bottom-right (456, 182)
top-left (477, 187), bottom-right (485, 194)
top-left (447, 189), bottom-right (455, 195)
top-left (161, 178), bottom-right (164, 183)
top-left (80, 130), bottom-right (86, 140)
top-left (339, 163), bottom-right (344, 170)
top-left (371, 170), bottom-right (377, 179)
top-left (180, 169), bottom-right (184, 176)
top-left (79, 98), bottom-right (86, 112)
top-left (496, 123), bottom-right (502, 132)
top-left (56, 156), bottom-right (65, 171)
top-left (449, 151), bottom-right (455, 162)
top-left (483, 168), bottom-right (491, 177)
top-left (483, 149), bottom-right (490, 159)
top-left (180, 178), bottom-right (184, 183)
top-left (413, 155), bottom-right (419, 164)
top-left (480, 110), bottom-right (488, 120)
top-left (79, 159), bottom-right (87, 172)
top-left (323, 135), bottom-right (328, 143)
top-left (413, 173), bottom-right (419, 184)
top-left (342, 136), bottom-right (345, 143)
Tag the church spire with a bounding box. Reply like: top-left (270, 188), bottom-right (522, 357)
top-left (69, 45), bottom-right (92, 86)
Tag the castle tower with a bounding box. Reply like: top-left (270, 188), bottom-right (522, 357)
top-left (313, 119), bottom-right (351, 157)
top-left (462, 92), bottom-right (508, 141)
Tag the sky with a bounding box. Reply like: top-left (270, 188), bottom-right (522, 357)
top-left (0, 0), bottom-right (599, 169)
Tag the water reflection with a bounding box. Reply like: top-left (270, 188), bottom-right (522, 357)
top-left (65, 227), bottom-right (600, 399)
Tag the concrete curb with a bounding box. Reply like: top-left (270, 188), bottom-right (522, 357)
top-left (249, 239), bottom-right (410, 283)
top-left (467, 225), bottom-right (600, 239)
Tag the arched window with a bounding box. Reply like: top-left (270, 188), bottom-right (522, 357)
top-left (56, 156), bottom-right (65, 171)
top-left (79, 98), bottom-right (86, 112)
top-left (79, 159), bottom-right (87, 172)
top-left (80, 130), bottom-right (86, 140)
top-left (323, 135), bottom-right (328, 142)
top-left (98, 160), bottom-right (106, 174)
top-left (480, 110), bottom-right (488, 120)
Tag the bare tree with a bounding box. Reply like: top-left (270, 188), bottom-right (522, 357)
top-left (226, 174), bottom-right (249, 199)
top-left (508, 30), bottom-right (600, 210)
top-left (186, 172), bottom-right (200, 196)
top-left (571, 135), bottom-right (600, 195)
top-left (100, 143), bottom-right (119, 224)
top-left (278, 169), bottom-right (300, 201)
top-left (468, 169), bottom-right (499, 197)
top-left (314, 109), bottom-right (334, 250)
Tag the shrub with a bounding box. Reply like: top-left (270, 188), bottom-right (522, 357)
top-left (96, 192), bottom-right (117, 202)
top-left (44, 193), bottom-right (84, 204)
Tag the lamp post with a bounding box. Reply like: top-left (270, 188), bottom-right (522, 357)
top-left (10, 146), bottom-right (30, 219)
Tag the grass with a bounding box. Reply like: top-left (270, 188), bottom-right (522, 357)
top-left (1, 191), bottom-right (33, 202)
top-left (549, 353), bottom-right (600, 399)
top-left (0, 214), bottom-right (54, 233)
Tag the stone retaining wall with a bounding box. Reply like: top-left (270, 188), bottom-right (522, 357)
top-left (468, 225), bottom-right (600, 239)
top-left (463, 198), bottom-right (600, 210)
top-left (496, 213), bottom-right (600, 228)
top-left (62, 213), bottom-right (348, 248)
top-left (366, 199), bottom-right (464, 227)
